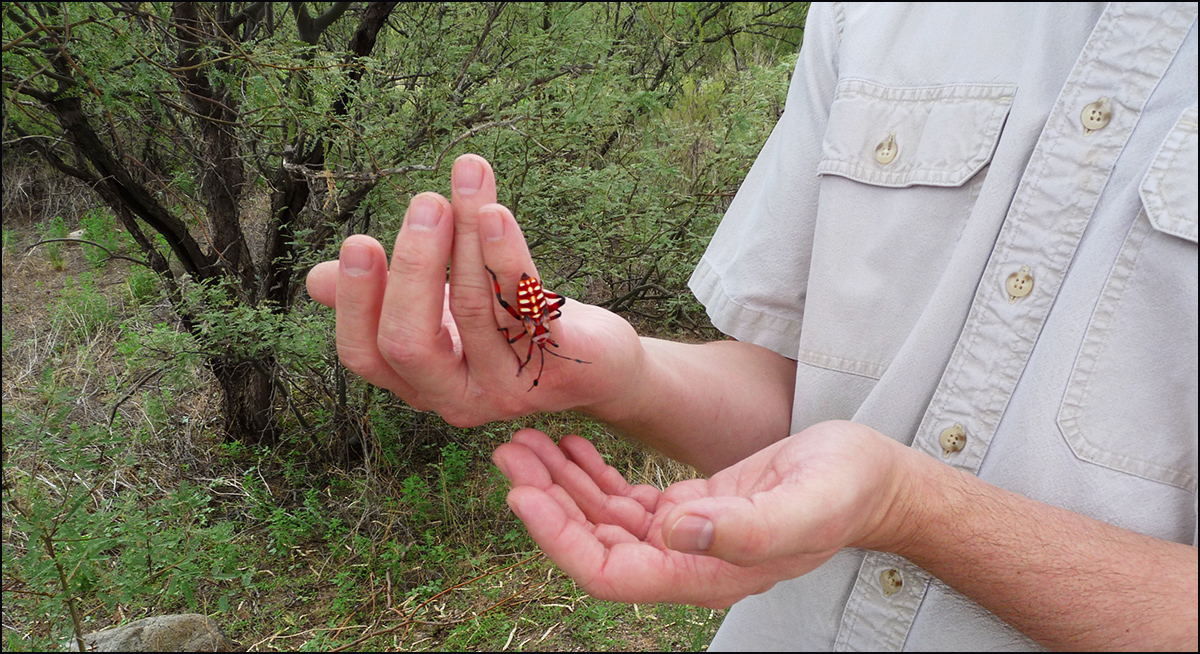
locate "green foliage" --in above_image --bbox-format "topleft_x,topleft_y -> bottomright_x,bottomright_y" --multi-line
41,215 -> 68,270
401,473 -> 433,523
125,267 -> 160,304
4,2 -> 804,648
439,443 -> 470,491
1,403 -> 247,650
51,273 -> 118,345
3,226 -> 18,255
77,208 -> 133,269
180,275 -> 329,376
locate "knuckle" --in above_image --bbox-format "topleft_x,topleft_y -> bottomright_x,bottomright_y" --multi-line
452,297 -> 496,324
450,282 -> 502,320
376,330 -> 427,370
389,243 -> 440,278
337,344 -> 382,377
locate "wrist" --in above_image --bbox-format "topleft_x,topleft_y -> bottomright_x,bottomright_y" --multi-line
575,335 -> 654,424
853,438 -> 955,558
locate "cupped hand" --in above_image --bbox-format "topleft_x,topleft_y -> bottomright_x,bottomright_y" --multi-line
492,421 -> 917,608
305,154 -> 641,426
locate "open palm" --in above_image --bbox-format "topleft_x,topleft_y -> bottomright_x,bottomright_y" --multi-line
492,421 -> 911,608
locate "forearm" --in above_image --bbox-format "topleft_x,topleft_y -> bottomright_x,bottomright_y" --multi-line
887,449 -> 1198,651
580,337 -> 796,475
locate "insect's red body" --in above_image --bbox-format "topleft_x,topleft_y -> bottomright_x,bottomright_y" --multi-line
486,266 -> 590,390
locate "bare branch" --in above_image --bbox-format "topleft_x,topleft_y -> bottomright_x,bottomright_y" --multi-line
23,238 -> 152,268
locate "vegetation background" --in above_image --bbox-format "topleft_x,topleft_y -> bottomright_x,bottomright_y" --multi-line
2,2 -> 807,650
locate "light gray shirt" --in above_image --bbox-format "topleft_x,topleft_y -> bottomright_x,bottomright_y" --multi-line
689,3 -> 1197,650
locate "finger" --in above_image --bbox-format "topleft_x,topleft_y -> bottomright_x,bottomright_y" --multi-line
374,193 -> 463,401
594,523 -> 642,548
507,488 -> 729,605
477,203 -> 541,325
335,236 -> 417,397
506,485 -> 610,587
508,484 -> 763,607
493,442 -> 552,487
493,439 -> 588,524
559,434 -> 660,512
511,429 -> 654,538
661,491 -> 833,567
444,155 -> 518,378
479,203 -> 597,391
306,260 -> 338,307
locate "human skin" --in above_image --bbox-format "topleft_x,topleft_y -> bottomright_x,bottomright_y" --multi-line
306,154 -> 1198,651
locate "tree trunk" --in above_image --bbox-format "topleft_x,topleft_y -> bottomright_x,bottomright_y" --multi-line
211,358 -> 278,446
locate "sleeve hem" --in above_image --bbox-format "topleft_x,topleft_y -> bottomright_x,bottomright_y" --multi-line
689,257 -> 803,360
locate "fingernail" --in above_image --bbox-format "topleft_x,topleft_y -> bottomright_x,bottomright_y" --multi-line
480,209 -> 504,242
340,242 -> 372,277
407,195 -> 440,231
668,515 -> 714,552
454,157 -> 484,196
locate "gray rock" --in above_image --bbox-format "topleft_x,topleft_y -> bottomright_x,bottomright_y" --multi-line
66,613 -> 235,652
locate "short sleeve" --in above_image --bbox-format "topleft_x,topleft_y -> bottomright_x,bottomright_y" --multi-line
688,2 -> 842,359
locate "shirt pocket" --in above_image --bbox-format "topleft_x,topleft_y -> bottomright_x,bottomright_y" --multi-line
800,80 -> 1015,378
817,79 -> 1016,187
1057,105 -> 1198,492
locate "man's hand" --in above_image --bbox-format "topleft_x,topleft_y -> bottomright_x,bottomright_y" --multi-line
306,155 -> 641,426
493,420 -> 1199,651
491,421 -> 915,608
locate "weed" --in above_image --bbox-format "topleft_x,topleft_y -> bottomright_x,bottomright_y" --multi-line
77,208 -> 132,269
41,215 -> 68,270
2,407 -> 250,650
440,443 -> 470,487
2,226 -> 18,255
126,266 -> 160,304
444,614 -> 514,650
400,473 -> 432,523
50,273 -> 118,345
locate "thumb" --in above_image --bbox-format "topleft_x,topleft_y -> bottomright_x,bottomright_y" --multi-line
662,492 -> 828,567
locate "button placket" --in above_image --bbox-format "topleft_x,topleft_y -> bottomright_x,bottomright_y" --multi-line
909,1 -> 1193,472
833,5 -> 1196,651
835,553 -> 931,651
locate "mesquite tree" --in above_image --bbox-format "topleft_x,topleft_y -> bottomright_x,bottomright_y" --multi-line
3,2 -> 806,446
4,2 -> 400,443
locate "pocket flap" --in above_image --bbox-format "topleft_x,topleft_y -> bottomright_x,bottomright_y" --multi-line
818,79 -> 1016,188
1140,104 -> 1198,243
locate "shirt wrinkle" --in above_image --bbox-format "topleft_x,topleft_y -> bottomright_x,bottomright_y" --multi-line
691,3 -> 1198,651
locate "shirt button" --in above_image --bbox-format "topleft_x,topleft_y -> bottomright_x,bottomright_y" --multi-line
1006,265 -> 1034,303
939,424 -> 967,458
880,568 -> 903,597
875,132 -> 898,165
1081,97 -> 1112,135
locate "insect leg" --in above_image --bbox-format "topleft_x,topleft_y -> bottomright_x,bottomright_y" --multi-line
529,344 -> 548,390
542,346 -> 591,365
497,326 -> 527,345
485,266 -> 523,322
520,335 -> 536,373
